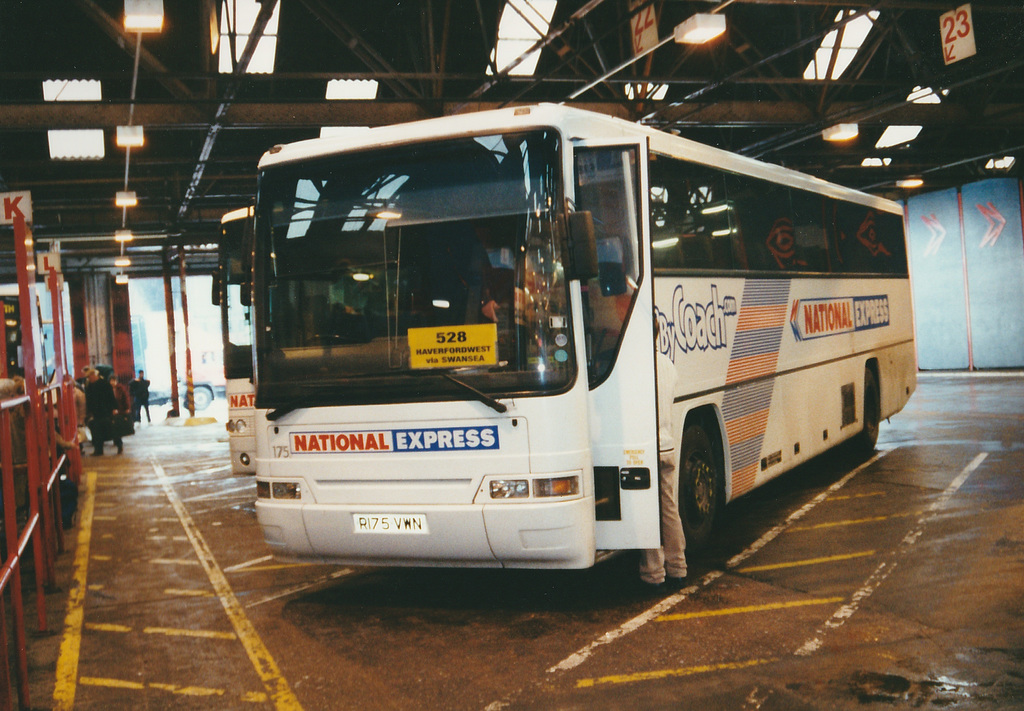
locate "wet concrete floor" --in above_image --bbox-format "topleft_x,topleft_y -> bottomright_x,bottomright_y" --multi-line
14,372 -> 1024,710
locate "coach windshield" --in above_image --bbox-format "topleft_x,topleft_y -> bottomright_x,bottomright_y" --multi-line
254,130 -> 573,409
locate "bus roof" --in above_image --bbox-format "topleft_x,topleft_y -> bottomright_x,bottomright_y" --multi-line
257,104 -> 902,216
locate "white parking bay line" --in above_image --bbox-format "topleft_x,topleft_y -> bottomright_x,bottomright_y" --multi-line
151,457 -> 303,709
795,452 -> 987,656
545,450 -> 891,676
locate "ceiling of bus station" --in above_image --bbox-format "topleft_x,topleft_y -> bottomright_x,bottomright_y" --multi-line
1,0 -> 1022,280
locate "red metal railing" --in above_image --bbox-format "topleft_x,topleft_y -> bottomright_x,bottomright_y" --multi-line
1,213 -> 80,709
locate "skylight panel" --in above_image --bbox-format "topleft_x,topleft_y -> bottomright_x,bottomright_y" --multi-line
488,0 -> 558,77
219,0 -> 280,74
861,158 -> 892,167
42,79 -> 102,101
47,130 -> 106,161
325,79 -> 379,100
43,79 -> 104,160
802,10 -> 879,81
875,125 -> 923,149
625,83 -> 668,101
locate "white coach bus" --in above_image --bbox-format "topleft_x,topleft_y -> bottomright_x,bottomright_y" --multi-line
251,104 -> 915,568
217,207 -> 256,474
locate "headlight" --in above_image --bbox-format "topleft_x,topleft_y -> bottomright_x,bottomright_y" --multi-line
226,421 -> 235,433
239,452 -> 250,466
272,482 -> 301,500
490,479 -> 529,499
235,419 -> 247,434
534,475 -> 580,497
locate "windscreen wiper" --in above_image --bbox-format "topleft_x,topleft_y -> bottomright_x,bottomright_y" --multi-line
266,399 -> 304,421
442,373 -> 508,414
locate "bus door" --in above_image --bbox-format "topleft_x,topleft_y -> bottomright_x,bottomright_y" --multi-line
573,140 -> 661,551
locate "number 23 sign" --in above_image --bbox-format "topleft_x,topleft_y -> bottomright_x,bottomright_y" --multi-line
940,4 -> 976,66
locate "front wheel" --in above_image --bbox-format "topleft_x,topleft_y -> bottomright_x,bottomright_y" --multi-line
678,425 -> 723,552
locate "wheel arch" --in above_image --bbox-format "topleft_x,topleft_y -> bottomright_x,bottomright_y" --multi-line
682,403 -> 729,502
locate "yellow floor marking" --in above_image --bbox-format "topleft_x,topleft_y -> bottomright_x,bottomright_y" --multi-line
144,626 -> 237,640
789,510 -> 919,532
237,563 -> 318,572
93,515 -> 117,521
165,588 -> 214,597
577,658 -> 775,688
827,491 -> 885,501
80,676 -> 145,690
658,596 -> 845,622
91,555 -> 112,561
53,470 -> 97,710
738,550 -> 875,573
152,458 -> 304,710
151,558 -> 201,565
85,622 -> 132,633
87,584 -> 104,591
82,677 -> 266,701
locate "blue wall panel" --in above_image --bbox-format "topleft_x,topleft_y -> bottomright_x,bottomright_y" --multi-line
960,179 -> 1024,368
906,188 -> 969,369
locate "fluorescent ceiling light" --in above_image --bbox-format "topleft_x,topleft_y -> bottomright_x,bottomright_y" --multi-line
803,10 -> 878,81
822,123 -> 859,142
652,238 -> 680,250
488,0 -> 557,77
907,86 -> 948,104
115,229 -> 134,242
48,130 -> 105,160
114,257 -> 132,267
124,0 -> 164,31
896,177 -> 923,189
219,0 -> 280,74
875,125 -> 922,149
221,206 -> 253,223
985,156 -> 1016,171
116,190 -> 138,207
674,14 -> 727,44
326,79 -> 378,100
116,125 -> 145,147
115,274 -> 130,285
861,157 -> 892,167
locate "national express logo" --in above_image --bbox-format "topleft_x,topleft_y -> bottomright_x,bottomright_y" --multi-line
656,284 -> 738,359
289,426 -> 500,454
789,295 -> 890,341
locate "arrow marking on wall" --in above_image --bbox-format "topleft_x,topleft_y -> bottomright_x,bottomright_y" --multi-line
921,214 -> 946,257
976,202 -> 1006,248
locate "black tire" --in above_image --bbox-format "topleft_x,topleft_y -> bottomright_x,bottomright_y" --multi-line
678,424 -> 723,552
855,368 -> 880,454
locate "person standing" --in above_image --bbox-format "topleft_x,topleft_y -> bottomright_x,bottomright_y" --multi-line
638,347 -> 687,593
129,369 -> 151,423
84,367 -> 122,455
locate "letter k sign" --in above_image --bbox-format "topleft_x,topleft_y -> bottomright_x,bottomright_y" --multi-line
1,191 -> 32,225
